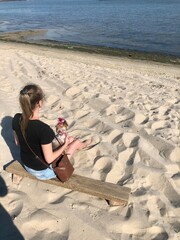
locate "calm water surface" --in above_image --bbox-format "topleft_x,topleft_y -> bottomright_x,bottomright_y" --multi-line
0,0 -> 179,56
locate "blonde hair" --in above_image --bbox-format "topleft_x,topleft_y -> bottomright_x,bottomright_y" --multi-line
19,84 -> 44,137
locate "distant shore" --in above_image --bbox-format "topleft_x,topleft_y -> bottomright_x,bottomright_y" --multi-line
0,0 -> 24,2
0,29 -> 179,65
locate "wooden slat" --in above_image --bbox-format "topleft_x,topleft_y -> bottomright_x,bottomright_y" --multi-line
4,161 -> 131,205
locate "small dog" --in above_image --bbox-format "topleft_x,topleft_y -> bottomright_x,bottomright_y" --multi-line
52,117 -> 68,150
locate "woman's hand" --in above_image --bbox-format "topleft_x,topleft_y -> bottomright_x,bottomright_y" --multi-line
64,134 -> 71,147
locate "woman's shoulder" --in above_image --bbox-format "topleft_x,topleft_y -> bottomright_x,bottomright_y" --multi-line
35,120 -> 55,141
36,120 -> 50,128
35,120 -> 54,133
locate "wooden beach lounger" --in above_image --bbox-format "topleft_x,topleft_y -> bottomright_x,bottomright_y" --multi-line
4,160 -> 131,206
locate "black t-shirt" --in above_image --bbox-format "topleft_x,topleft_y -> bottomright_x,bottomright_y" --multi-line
12,113 -> 55,170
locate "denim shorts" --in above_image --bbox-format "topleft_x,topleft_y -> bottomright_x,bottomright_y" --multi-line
24,164 -> 56,180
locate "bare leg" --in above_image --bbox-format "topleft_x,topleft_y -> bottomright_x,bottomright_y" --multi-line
68,136 -> 76,144
66,138 -> 91,159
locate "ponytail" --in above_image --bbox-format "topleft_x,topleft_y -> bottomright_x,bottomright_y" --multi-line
19,84 -> 44,137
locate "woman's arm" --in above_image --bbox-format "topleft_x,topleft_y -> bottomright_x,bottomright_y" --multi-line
41,136 -> 70,164
13,131 -> 19,146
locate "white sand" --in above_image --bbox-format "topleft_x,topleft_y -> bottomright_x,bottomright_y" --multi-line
0,42 -> 179,240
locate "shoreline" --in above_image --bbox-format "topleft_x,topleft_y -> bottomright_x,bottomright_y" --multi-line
0,0 -> 24,2
0,29 -> 179,65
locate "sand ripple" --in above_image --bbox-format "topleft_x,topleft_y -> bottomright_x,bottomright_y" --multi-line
0,43 -> 180,240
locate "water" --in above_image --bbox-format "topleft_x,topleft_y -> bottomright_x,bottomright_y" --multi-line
0,0 -> 180,56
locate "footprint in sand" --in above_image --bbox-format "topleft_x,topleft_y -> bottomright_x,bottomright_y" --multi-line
47,189 -> 73,204
144,226 -> 169,240
44,95 -> 61,107
106,147 -> 136,184
151,120 -> 171,131
169,147 -> 180,163
147,171 -> 180,208
114,108 -> 135,124
65,86 -> 82,99
82,118 -> 101,129
107,203 -> 149,236
132,186 -> 147,197
59,99 -> 84,112
93,157 -> 112,173
105,105 -> 125,116
146,196 -> 167,220
74,109 -> 90,119
92,158 -> 112,181
87,97 -> 110,112
22,209 -> 69,239
122,133 -> 140,148
0,77 -> 15,93
170,221 -> 180,233
4,192 -> 23,219
106,129 -> 123,145
134,113 -> 149,125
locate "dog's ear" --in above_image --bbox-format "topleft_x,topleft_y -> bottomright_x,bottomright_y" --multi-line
64,121 -> 68,129
55,124 -> 59,132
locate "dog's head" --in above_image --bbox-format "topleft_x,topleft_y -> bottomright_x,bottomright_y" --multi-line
55,117 -> 68,133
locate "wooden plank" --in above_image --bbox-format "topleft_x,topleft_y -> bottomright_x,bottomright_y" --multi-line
4,160 -> 131,205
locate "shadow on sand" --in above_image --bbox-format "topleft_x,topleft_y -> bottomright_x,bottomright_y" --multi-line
1,116 -> 20,161
0,175 -> 24,240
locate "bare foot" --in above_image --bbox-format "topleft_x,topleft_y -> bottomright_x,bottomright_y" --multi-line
66,138 -> 91,156
72,138 -> 92,150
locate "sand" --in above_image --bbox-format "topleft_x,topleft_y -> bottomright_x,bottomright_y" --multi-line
0,41 -> 179,240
